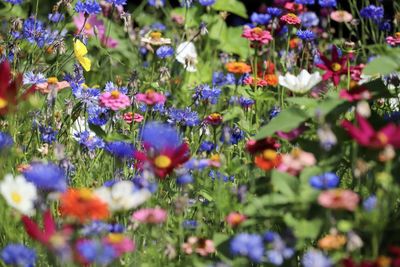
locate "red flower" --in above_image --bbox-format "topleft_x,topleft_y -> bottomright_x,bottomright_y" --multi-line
246,137 -> 280,155
316,46 -> 353,86
339,86 -> 371,102
0,61 -> 35,115
341,113 -> 400,149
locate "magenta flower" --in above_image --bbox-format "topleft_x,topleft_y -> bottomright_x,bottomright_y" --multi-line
341,113 -> 400,149
318,189 -> 359,211
103,234 -> 135,256
135,90 -> 167,105
99,90 -> 130,111
242,26 -> 273,45
339,87 -> 371,102
132,208 -> 167,224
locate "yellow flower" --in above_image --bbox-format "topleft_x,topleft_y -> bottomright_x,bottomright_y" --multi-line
74,39 -> 91,72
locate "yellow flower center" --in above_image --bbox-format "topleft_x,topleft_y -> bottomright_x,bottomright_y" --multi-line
262,149 -> 277,160
331,63 -> 342,72
395,32 -> 400,39
78,188 -> 93,200
0,98 -> 8,109
377,132 -> 389,145
47,77 -> 58,84
288,13 -> 298,19
111,90 -> 120,99
210,113 -> 221,120
154,155 -> 172,168
253,27 -> 263,34
11,192 -> 22,204
150,31 -> 162,40
291,148 -> 301,158
107,233 -> 124,243
84,22 -> 92,31
210,154 -> 220,162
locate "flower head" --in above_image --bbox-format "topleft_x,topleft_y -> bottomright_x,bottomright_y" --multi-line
302,250 -> 332,267
132,208 -> 167,224
0,132 -> 13,151
242,26 -> 273,44
279,69 -> 322,94
176,42 -> 198,72
23,162 -> 66,192
318,189 -> 359,211
316,46 -> 352,86
99,90 -> 130,111
182,237 -> 215,256
75,0 -> 102,14
230,233 -> 264,263
1,244 -> 36,267
135,89 -> 166,105
226,62 -> 251,74
309,172 -> 340,190
280,13 -> 301,25
330,10 -> 353,23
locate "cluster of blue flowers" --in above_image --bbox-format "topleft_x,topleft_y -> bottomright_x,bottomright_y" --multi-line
309,172 -> 340,190
75,0 -> 102,14
156,46 -> 174,59
23,162 -> 67,192
1,244 -> 36,267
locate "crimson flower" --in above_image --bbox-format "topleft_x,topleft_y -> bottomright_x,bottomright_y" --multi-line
341,113 -> 400,149
316,46 -> 353,86
339,86 -> 371,102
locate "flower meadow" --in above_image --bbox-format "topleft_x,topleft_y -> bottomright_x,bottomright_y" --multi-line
0,0 -> 400,266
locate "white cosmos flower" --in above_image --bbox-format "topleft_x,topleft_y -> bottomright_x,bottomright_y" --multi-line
94,181 -> 151,212
0,174 -> 37,216
278,69 -> 322,94
176,42 -> 198,72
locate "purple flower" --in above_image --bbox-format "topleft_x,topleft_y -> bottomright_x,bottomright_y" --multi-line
318,0 -> 336,8
230,233 -> 264,263
299,12 -> 319,27
296,29 -> 316,41
302,250 -> 332,267
156,46 -> 174,59
198,0 -> 215,6
1,244 -> 36,267
75,0 -> 102,14
309,172 -> 340,190
23,162 -> 67,192
360,5 -> 384,22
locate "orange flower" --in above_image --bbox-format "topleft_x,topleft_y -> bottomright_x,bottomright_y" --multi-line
264,74 -> 278,86
254,149 -> 282,170
226,62 -> 251,74
59,188 -> 109,223
318,234 -> 347,251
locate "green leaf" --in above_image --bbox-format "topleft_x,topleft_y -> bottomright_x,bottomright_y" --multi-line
284,213 -> 322,240
363,56 -> 399,76
212,0 -> 248,18
89,124 -> 107,139
255,107 -> 309,140
271,170 -> 298,199
223,106 -> 245,122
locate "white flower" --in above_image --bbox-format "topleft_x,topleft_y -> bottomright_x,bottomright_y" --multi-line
278,69 -> 322,94
94,181 -> 151,212
176,42 -> 198,72
0,174 -> 37,216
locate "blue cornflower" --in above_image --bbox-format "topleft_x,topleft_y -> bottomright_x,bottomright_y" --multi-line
265,233 -> 294,266
39,125 -> 58,144
151,22 -> 167,31
156,46 -> 174,59
212,72 -> 235,86
295,0 -> 314,4
299,12 -> 319,28
131,176 -> 158,193
251,13 -> 271,25
198,141 -> 215,153
378,20 -> 391,31
182,220 -> 198,229
75,0 -> 102,14
167,107 -> 200,126
1,244 -> 36,267
230,233 -> 264,263
209,170 -> 234,182
80,221 -> 114,236
23,72 -> 46,85
105,0 -> 127,5
302,250 -> 332,267
363,195 -> 377,212
0,132 -> 13,150
104,81 -> 128,94
148,0 -> 165,7
318,0 -> 336,8
269,106 -> 281,120
141,122 -> 182,151
48,12 -> 65,23
296,29 -> 316,41
23,162 -> 67,192
309,172 -> 340,190
183,158 -> 213,170
76,240 -> 117,266
4,0 -> 24,4
267,7 -> 282,17
360,5 -> 384,22
193,84 -> 221,105
198,0 -> 215,6
105,141 -> 135,159
239,96 -> 255,108
76,131 -> 105,151
177,173 -> 193,185
88,105 -> 109,126
220,126 -> 244,145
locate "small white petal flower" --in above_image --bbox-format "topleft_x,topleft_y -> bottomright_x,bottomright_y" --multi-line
279,69 -> 322,94
176,42 -> 198,72
0,174 -> 38,216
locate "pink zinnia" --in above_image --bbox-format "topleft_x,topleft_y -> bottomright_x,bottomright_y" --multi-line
123,112 -> 144,124
242,27 -> 273,45
280,13 -> 301,25
182,237 -> 215,256
330,10 -> 353,23
277,148 -> 316,176
135,89 -> 167,105
99,90 -> 131,111
225,212 -> 246,227
131,208 -> 167,224
318,189 -> 359,211
386,33 -> 400,47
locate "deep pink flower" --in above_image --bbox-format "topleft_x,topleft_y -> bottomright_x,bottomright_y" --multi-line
386,33 -> 400,47
341,113 -> 400,149
316,46 -> 353,86
103,233 -> 135,256
135,90 -> 167,105
132,208 -> 167,224
339,87 -> 371,102
280,13 -> 301,25
99,90 -> 131,111
276,125 -> 307,141
318,189 -> 359,211
123,112 -> 144,124
242,26 -> 273,44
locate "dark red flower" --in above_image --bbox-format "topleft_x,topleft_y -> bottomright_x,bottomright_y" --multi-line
246,137 -> 280,155
339,86 -> 371,102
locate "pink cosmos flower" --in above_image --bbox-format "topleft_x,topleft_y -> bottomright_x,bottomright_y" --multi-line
280,13 -> 301,25
135,90 -> 167,105
182,237 -> 215,256
225,212 -> 246,227
99,90 -> 131,111
339,87 -> 371,102
132,208 -> 167,224
242,26 -> 273,45
386,33 -> 400,47
318,189 -> 359,211
123,112 -> 144,124
277,148 -> 316,176
103,233 -> 135,256
276,125 -> 307,141
330,10 -> 353,23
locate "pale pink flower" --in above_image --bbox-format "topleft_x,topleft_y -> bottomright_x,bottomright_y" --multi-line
36,78 -> 70,94
99,90 -> 131,111
242,26 -> 273,44
277,148 -> 316,176
123,112 -> 144,124
330,10 -> 353,23
318,189 -> 360,211
182,237 -> 215,256
135,90 -> 167,105
132,208 -> 167,224
225,212 -> 246,227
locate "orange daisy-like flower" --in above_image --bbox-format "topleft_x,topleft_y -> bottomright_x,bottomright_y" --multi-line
264,74 -> 278,86
225,62 -> 251,74
318,234 -> 347,251
254,149 -> 282,171
59,188 -> 109,223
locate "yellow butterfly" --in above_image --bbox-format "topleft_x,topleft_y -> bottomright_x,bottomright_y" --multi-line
74,39 -> 91,72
